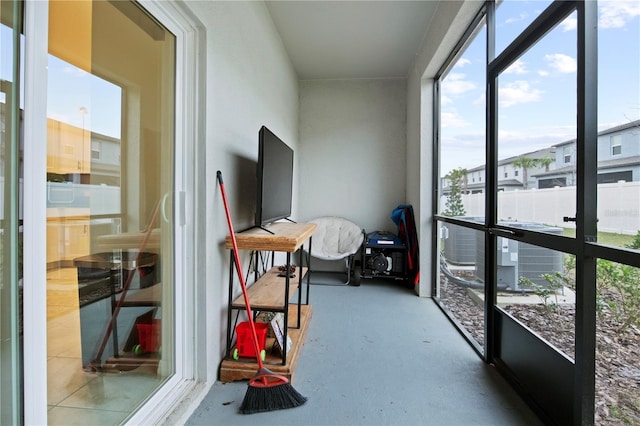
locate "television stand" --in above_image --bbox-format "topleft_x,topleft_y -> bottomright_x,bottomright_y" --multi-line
220,221 -> 317,382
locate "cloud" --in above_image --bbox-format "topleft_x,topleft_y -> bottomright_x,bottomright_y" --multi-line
600,1 -> 640,29
441,111 -> 471,128
496,125 -> 576,158
441,95 -> 453,105
505,12 -> 529,24
560,15 -> 577,32
499,81 -> 542,107
473,93 -> 485,107
442,73 -> 477,95
545,53 -> 577,74
504,59 -> 528,75
454,58 -> 471,68
63,66 -> 89,78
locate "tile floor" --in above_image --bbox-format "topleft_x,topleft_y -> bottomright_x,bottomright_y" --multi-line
46,268 -> 162,425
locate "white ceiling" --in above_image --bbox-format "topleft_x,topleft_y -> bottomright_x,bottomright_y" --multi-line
265,1 -> 440,80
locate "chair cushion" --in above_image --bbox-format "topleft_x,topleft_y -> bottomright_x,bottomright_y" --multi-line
307,217 -> 364,260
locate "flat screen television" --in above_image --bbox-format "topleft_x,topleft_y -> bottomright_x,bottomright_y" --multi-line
255,126 -> 294,228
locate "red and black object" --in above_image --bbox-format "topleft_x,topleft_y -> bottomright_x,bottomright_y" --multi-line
391,204 -> 420,287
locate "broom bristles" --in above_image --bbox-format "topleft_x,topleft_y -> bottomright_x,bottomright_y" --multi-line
239,370 -> 307,414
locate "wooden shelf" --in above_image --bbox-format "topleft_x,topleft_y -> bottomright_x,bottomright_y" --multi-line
223,221 -> 315,374
231,267 -> 307,311
220,304 -> 312,383
225,222 -> 316,252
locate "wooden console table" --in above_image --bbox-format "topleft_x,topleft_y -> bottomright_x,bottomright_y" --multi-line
220,222 -> 316,382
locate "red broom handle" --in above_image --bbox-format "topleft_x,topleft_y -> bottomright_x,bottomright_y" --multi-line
217,171 -> 264,369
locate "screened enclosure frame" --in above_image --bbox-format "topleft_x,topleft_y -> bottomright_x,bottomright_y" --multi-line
432,1 -> 640,424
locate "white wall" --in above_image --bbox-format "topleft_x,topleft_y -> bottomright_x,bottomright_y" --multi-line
298,79 -> 407,234
186,0 -> 299,383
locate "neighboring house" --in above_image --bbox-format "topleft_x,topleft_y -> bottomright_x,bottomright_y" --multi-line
442,146 -> 556,195
535,119 -> 640,187
442,120 -> 640,195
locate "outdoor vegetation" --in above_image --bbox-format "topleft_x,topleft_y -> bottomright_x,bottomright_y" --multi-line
440,246 -> 640,425
511,156 -> 554,190
442,168 -> 467,217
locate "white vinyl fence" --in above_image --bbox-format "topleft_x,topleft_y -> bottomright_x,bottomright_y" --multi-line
444,181 -> 639,235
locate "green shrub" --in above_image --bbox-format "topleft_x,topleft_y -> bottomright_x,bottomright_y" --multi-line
625,230 -> 640,250
596,260 -> 640,331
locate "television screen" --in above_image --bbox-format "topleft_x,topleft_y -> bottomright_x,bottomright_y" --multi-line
255,126 -> 294,227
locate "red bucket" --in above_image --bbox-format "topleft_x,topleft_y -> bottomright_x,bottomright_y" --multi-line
235,321 -> 268,359
136,319 -> 161,353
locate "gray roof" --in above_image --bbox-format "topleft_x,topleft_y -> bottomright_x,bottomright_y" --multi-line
532,155 -> 640,177
498,147 -> 557,166
463,120 -> 640,172
552,119 -> 640,148
599,119 -> 640,136
497,179 -> 523,187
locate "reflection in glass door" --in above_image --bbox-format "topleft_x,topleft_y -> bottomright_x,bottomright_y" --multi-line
1,1 -> 23,423
46,1 -> 175,423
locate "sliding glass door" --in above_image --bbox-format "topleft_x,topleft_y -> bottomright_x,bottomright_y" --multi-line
5,0 -> 200,422
45,1 -> 176,423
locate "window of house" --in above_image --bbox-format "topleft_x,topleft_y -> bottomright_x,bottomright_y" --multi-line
564,146 -> 571,163
610,135 -> 622,156
91,140 -> 101,160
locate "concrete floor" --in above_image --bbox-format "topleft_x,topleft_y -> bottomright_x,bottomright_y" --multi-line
187,276 -> 543,426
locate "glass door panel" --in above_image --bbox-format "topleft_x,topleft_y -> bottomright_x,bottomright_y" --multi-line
46,1 -> 175,423
497,12 -> 577,236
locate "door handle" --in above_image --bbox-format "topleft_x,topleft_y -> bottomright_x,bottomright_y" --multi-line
487,228 -> 518,238
161,192 -> 171,224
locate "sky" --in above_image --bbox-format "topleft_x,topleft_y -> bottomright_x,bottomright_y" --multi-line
440,0 -> 640,175
0,25 -> 122,139
46,56 -> 122,139
2,1 -> 638,169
